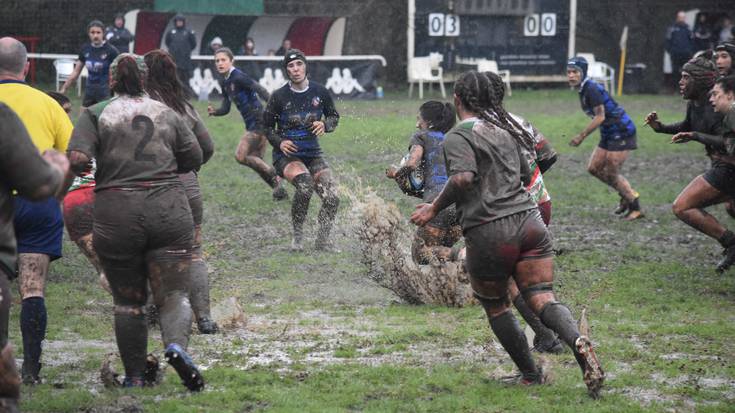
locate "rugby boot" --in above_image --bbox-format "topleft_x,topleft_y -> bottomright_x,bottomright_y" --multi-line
500,366 -> 545,385
272,184 -> 288,201
716,244 -> 735,273
532,333 -> 565,354
574,336 -> 605,399
613,197 -> 628,215
20,360 -> 41,385
290,236 -> 304,252
122,376 -> 145,388
143,353 -> 161,386
197,317 -> 219,335
622,197 -> 643,221
100,353 -> 123,388
164,343 -> 205,392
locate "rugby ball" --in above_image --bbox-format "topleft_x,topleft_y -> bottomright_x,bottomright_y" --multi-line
394,153 -> 424,198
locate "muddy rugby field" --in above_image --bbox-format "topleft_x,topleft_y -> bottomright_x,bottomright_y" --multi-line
17,90 -> 735,412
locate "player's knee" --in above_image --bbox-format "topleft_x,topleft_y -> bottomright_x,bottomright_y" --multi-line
293,174 -> 314,197
474,291 -> 511,317
520,282 -> 555,312
113,304 -> 145,317
671,200 -> 686,218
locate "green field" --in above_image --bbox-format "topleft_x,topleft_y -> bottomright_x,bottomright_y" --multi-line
16,89 -> 735,412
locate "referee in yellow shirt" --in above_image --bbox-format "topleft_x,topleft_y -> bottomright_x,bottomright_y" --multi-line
0,37 -> 73,385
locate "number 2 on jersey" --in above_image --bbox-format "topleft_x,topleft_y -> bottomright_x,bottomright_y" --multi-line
133,115 -> 156,162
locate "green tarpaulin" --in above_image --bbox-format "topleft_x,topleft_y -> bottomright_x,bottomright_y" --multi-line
155,0 -> 263,15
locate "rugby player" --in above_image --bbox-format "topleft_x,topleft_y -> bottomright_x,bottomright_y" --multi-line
1,104 -> 69,411
715,42 -> 734,77
144,49 -> 218,334
207,48 -> 287,200
67,54 -> 205,390
386,100 -> 462,264
0,37 -> 73,384
411,71 -> 604,398
665,75 -> 735,272
567,57 -> 643,221
60,20 -> 119,107
264,49 -> 341,251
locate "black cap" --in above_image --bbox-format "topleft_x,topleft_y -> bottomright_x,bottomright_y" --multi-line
283,49 -> 306,69
716,42 -> 735,57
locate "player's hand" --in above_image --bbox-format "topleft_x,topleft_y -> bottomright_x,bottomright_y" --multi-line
280,140 -> 298,156
42,149 -> 70,176
671,132 -> 694,144
569,134 -> 584,147
644,111 -> 662,131
207,104 -> 215,116
311,121 -> 326,136
385,165 -> 398,179
410,203 -> 437,227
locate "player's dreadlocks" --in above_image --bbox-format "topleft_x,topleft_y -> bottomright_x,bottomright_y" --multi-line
454,70 -> 534,151
143,49 -> 189,115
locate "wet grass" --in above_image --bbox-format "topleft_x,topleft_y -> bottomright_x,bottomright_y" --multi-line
14,89 -> 735,412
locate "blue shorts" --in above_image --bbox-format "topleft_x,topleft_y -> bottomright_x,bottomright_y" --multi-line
13,196 -> 64,260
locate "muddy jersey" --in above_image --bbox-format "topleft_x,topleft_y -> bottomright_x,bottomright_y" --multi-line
443,118 -> 536,231
0,104 -> 61,278
181,103 -> 214,164
264,81 -> 339,159
409,130 -> 448,202
213,68 -> 268,124
509,113 -> 555,204
78,42 -> 119,87
578,78 -> 636,139
68,95 -> 202,191
658,95 -> 725,159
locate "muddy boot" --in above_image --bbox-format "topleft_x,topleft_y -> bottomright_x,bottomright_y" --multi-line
501,365 -> 545,385
122,376 -> 145,388
165,343 -> 204,392
197,318 -> 219,335
613,197 -> 628,215
575,336 -> 605,399
622,197 -> 643,221
716,244 -> 735,273
532,332 -> 564,354
143,353 -> 161,386
272,180 -> 288,201
21,360 -> 41,385
100,353 -> 123,388
291,236 -> 304,252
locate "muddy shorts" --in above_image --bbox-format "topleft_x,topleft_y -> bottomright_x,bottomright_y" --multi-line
93,184 -> 193,306
427,205 -> 460,230
598,133 -> 637,151
464,208 -> 554,281
704,162 -> 735,199
178,171 -> 203,226
13,196 -> 63,260
242,112 -> 265,134
537,200 -> 552,226
274,155 -> 329,178
63,186 -> 95,242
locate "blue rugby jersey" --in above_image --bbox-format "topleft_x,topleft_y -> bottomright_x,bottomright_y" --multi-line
212,67 -> 269,126
78,42 -> 118,87
578,78 -> 636,139
409,130 -> 448,202
264,81 -> 339,158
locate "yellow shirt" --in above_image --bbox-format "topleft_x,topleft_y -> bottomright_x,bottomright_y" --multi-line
0,80 -> 72,152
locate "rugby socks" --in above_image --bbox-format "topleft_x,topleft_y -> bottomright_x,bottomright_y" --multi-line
257,167 -> 279,189
512,295 -> 557,348
628,197 -> 641,212
538,302 -> 587,372
292,174 -> 314,242
189,258 -> 212,322
718,230 -> 735,248
20,297 -> 46,370
316,191 -> 339,247
489,311 -> 539,379
114,312 -> 147,380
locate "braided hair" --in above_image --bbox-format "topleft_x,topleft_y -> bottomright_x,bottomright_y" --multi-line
143,49 -> 189,115
454,70 -> 535,150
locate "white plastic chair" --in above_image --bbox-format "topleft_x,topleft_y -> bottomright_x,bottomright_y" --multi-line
54,59 -> 81,96
477,59 -> 512,96
576,53 -> 616,95
408,56 -> 445,99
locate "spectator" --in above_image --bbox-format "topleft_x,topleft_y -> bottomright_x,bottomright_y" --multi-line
0,37 -> 74,385
275,39 -> 291,56
719,16 -> 734,43
209,37 -> 223,54
666,11 -> 694,91
60,20 -> 119,107
693,13 -> 715,53
165,14 -> 197,96
238,37 -> 257,56
105,13 -> 134,53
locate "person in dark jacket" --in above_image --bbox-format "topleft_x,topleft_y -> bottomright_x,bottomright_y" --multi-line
105,13 -> 134,54
165,14 -> 197,96
666,11 -> 695,91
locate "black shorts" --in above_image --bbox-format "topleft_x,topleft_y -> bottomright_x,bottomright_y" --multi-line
704,162 -> 735,198
83,84 -> 109,107
464,208 -> 554,281
598,134 -> 637,151
274,155 -> 329,177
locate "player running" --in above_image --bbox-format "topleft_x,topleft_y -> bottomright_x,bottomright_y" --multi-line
264,49 -> 341,251
567,56 -> 643,220
386,100 -> 462,264
207,47 -> 287,200
144,49 -> 218,334
60,20 -> 119,107
664,75 -> 735,272
411,71 -> 604,398
67,54 -> 205,390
